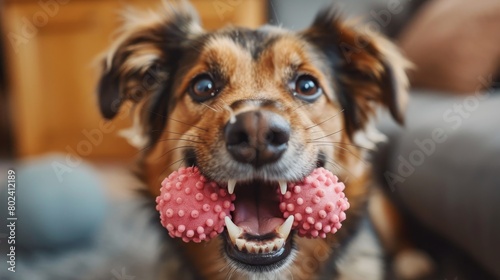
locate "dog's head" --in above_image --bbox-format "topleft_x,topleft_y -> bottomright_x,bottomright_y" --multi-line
98,2 -> 408,278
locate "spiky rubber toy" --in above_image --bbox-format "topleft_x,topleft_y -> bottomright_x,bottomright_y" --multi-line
155,167 -> 235,243
279,168 -> 350,238
156,167 -> 349,242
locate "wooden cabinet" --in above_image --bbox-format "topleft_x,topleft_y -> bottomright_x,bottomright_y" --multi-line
2,0 -> 267,159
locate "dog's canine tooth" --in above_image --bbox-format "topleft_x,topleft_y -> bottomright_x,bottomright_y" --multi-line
279,180 -> 287,195
227,179 -> 237,194
275,238 -> 285,250
277,216 -> 294,240
225,217 -> 243,244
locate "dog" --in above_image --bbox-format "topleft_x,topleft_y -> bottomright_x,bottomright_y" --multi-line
97,1 -> 411,279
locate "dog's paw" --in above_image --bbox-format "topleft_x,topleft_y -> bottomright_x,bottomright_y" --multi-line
393,249 -> 435,280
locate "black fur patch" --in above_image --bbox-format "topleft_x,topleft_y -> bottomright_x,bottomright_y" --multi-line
218,27 -> 280,60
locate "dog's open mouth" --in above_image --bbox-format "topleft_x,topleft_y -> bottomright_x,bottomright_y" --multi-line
156,152 -> 347,271
223,180 -> 295,268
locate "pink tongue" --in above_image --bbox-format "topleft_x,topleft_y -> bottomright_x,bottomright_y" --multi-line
231,182 -> 284,235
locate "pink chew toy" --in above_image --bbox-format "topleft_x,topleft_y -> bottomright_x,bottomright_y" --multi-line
156,166 -> 349,242
155,167 -> 235,243
280,168 -> 350,238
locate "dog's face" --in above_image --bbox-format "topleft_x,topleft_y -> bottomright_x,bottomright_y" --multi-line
98,3 -> 408,279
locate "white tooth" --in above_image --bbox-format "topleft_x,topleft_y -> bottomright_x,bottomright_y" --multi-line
262,243 -> 271,253
275,238 -> 285,250
235,239 -> 246,251
225,217 -> 242,243
245,242 -> 253,253
228,179 -> 236,194
277,215 -> 294,240
253,244 -> 260,254
279,180 -> 288,195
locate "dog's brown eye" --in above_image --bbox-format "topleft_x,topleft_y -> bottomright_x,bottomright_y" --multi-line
291,75 -> 322,102
189,74 -> 217,102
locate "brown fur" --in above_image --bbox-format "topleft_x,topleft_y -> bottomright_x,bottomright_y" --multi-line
97,2 -> 409,279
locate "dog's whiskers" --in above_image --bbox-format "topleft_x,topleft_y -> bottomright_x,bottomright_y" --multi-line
151,129 -> 201,139
220,99 -> 237,124
158,154 -> 197,179
312,143 -> 368,166
132,139 -> 199,159
309,128 -> 327,135
156,137 -> 204,144
168,117 -> 208,132
305,109 -> 344,130
324,158 -> 357,178
157,145 -> 196,160
291,101 -> 309,112
201,102 -> 222,113
158,158 -> 185,180
309,141 -> 375,151
333,145 -> 368,166
307,128 -> 344,141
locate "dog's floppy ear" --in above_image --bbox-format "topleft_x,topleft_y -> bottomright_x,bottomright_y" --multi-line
301,9 -> 410,137
97,2 -> 202,119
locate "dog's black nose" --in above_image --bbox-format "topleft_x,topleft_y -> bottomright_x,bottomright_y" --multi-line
224,110 -> 290,168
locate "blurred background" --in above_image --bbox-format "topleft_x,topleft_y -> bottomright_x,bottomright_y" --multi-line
0,0 -> 268,161
0,0 -> 499,279
1,0 -> 498,161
